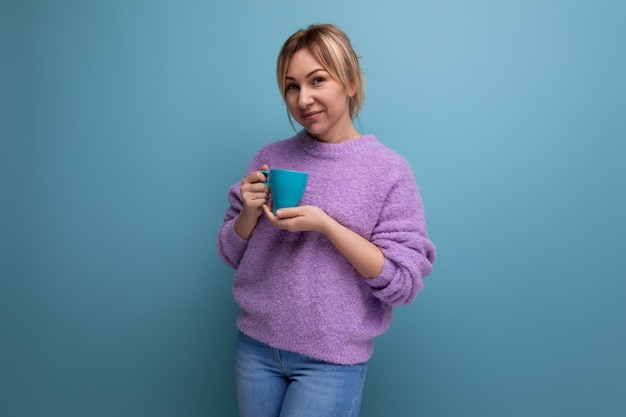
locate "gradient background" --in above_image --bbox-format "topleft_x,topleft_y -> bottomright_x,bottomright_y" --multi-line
2,0 -> 625,416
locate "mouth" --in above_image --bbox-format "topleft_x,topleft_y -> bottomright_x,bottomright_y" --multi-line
301,110 -> 323,120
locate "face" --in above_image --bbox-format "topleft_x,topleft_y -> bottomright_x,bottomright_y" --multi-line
284,48 -> 358,143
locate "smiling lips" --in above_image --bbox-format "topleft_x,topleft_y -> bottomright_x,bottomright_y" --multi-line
301,110 -> 323,120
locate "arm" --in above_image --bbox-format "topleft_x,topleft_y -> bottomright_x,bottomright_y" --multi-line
262,169 -> 436,305
365,178 -> 436,305
262,205 -> 384,279
320,215 -> 385,279
216,164 -> 269,269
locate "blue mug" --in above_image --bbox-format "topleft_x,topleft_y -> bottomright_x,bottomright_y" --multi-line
260,169 -> 308,214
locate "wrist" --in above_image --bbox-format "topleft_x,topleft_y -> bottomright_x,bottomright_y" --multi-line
240,206 -> 261,221
318,213 -> 338,236
234,208 -> 261,240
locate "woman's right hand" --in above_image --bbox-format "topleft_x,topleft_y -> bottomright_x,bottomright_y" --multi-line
240,164 -> 270,218
235,164 -> 269,239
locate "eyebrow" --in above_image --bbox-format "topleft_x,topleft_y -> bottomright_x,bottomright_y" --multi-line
285,68 -> 327,81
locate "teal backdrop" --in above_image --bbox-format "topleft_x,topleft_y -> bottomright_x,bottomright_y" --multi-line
2,0 -> 625,416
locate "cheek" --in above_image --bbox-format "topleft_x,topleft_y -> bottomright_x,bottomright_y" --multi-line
284,96 -> 295,109
285,98 -> 301,118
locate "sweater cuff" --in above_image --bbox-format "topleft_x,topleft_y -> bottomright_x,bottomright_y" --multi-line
225,220 -> 249,262
364,257 -> 394,290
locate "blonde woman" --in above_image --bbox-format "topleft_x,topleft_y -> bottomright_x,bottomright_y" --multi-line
217,24 -> 436,417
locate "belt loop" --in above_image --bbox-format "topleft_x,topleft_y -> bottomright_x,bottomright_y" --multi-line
269,346 -> 282,365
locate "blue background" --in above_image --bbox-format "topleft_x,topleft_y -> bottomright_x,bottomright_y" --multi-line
2,0 -> 625,416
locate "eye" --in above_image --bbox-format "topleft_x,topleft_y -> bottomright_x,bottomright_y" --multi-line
286,83 -> 299,92
312,77 -> 325,85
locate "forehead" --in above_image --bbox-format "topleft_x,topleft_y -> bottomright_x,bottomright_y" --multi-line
286,48 -> 326,77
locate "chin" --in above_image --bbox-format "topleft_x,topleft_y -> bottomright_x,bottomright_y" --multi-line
305,130 -> 328,141
302,124 -> 327,136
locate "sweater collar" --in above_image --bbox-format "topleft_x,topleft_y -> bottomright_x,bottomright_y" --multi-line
295,130 -> 378,158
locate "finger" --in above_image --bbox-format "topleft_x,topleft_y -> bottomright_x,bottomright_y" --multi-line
244,189 -> 269,201
256,170 -> 268,183
275,207 -> 299,219
256,164 -> 270,183
245,196 -> 267,205
244,182 -> 269,193
242,171 -> 267,185
262,204 -> 276,219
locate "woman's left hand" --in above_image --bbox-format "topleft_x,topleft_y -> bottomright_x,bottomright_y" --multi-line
262,204 -> 330,234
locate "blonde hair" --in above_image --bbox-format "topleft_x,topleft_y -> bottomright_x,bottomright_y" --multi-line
276,24 -> 365,120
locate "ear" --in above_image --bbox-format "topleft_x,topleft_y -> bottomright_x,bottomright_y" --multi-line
346,81 -> 357,98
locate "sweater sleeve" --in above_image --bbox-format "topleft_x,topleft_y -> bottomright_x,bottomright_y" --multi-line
216,147 -> 270,269
365,167 -> 436,306
216,182 -> 250,269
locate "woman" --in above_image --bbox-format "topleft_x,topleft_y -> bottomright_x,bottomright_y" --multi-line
217,23 -> 436,417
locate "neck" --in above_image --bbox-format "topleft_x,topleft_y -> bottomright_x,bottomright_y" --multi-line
309,122 -> 360,144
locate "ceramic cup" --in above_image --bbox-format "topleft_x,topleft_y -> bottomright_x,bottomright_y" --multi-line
260,169 -> 308,214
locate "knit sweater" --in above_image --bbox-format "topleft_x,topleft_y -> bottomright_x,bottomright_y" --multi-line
217,130 -> 436,365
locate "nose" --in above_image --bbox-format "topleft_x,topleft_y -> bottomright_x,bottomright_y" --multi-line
297,86 -> 314,108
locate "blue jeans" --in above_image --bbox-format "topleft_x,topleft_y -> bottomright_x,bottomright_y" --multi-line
235,331 -> 368,417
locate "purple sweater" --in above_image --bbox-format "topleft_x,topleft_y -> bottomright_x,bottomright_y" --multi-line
217,130 -> 436,365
